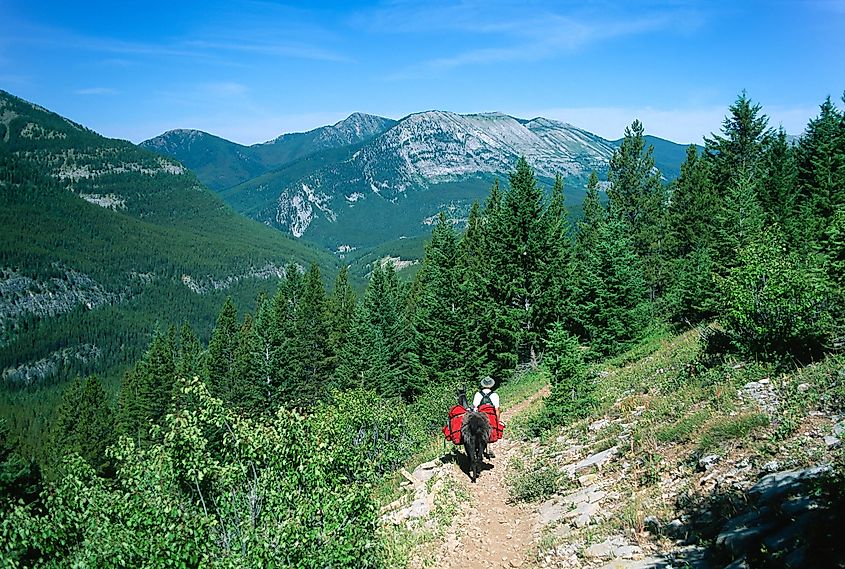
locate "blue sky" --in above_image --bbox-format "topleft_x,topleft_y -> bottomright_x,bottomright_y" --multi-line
1,0 -> 842,145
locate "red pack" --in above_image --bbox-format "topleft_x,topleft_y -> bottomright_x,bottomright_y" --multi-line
442,405 -> 466,444
478,404 -> 504,443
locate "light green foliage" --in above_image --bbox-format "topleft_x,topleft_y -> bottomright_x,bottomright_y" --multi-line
717,229 -> 834,359
507,464 -> 562,503
2,378 -> 383,567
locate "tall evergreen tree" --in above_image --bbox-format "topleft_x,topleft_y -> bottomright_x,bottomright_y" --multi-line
760,128 -> 800,238
294,263 -> 333,405
796,96 -> 845,247
51,375 -> 115,475
705,92 -> 771,274
575,171 -> 606,259
574,218 -> 650,357
607,120 -> 667,298
118,328 -> 177,447
486,157 -> 551,365
540,174 -> 575,327
413,213 -> 464,382
205,297 -> 238,399
327,265 -> 357,359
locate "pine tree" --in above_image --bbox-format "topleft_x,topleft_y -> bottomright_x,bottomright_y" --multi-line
796,96 -> 845,246
205,297 -> 238,400
413,213 -> 464,382
118,329 -> 176,446
668,145 -> 716,257
0,418 -> 41,509
50,375 -> 115,475
760,128 -> 800,238
486,157 -> 551,365
540,174 -> 575,327
327,265 -> 357,359
607,120 -> 667,298
575,218 -> 650,357
176,321 -> 202,379
230,313 -> 264,414
705,92 -> 771,274
294,262 -> 333,405
706,91 -> 771,195
575,171 -> 606,259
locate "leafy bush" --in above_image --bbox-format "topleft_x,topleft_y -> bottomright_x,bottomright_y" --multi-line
507,465 -> 561,503
1,378 -> 384,568
717,231 -> 834,360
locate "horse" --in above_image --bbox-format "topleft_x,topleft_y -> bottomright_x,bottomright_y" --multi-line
456,388 -> 492,483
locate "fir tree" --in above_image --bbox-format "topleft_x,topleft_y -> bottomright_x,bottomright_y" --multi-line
205,297 -> 238,400
117,329 -> 176,446
607,120 -> 668,299
50,375 -> 115,475
575,218 -> 650,358
760,128 -> 800,239
575,171 -> 606,259
327,265 -> 357,359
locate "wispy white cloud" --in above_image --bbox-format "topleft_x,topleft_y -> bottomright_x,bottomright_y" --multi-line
74,87 -> 120,96
368,1 -> 704,78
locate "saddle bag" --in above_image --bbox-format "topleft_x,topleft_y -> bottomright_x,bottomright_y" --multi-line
442,405 -> 466,445
478,404 -> 504,443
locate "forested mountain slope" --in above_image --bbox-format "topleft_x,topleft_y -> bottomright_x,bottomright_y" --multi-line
0,89 -> 336,389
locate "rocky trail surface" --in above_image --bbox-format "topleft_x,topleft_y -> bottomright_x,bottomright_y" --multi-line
437,386 -> 551,569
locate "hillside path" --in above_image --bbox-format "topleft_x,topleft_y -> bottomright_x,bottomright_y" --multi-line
440,386 -> 550,569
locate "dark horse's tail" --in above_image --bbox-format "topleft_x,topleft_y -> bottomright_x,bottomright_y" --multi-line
461,411 -> 492,482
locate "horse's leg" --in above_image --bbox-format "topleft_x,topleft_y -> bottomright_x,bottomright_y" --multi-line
465,439 -> 477,483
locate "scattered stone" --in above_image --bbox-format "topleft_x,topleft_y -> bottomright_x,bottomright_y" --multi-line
698,454 -> 721,471
590,418 -> 610,431
538,499 -> 567,525
613,545 -> 643,559
748,465 -> 831,503
585,540 -> 616,558
566,445 -> 619,474
412,459 -> 440,483
797,383 -> 810,393
762,460 -> 780,472
741,379 -> 780,416
578,473 -> 599,486
834,421 -> 845,437
824,435 -> 841,449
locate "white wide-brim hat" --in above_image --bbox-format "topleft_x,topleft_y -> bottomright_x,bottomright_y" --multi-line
481,376 -> 495,389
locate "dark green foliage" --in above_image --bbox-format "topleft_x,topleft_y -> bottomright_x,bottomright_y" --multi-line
117,329 -> 176,446
760,128 -> 800,237
0,419 -> 41,510
575,218 -> 650,358
327,265 -> 357,357
607,120 -> 668,296
544,323 -> 593,421
49,375 -> 115,475
205,297 -> 238,399
796,96 -> 845,245
485,158 -> 554,364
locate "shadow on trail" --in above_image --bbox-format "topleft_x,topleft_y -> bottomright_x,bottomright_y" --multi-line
441,450 -> 495,482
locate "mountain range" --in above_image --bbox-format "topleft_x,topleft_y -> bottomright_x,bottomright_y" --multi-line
142,111 -> 693,255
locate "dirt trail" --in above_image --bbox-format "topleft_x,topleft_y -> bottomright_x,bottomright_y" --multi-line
440,387 -> 550,569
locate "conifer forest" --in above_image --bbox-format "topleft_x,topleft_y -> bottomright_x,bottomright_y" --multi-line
1,92 -> 844,567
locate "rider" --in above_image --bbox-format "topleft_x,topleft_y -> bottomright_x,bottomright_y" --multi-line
472,375 -> 500,458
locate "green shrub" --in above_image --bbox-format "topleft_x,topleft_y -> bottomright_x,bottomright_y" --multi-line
717,231 -> 834,361
507,465 -> 561,503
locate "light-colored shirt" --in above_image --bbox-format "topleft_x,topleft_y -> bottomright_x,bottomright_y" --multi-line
473,389 -> 499,409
